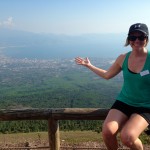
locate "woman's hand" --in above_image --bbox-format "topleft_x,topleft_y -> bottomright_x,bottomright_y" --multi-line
75,57 -> 91,67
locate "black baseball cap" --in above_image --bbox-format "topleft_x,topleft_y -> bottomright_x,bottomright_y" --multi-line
128,23 -> 149,36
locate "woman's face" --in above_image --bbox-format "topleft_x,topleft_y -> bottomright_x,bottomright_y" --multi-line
128,31 -> 148,50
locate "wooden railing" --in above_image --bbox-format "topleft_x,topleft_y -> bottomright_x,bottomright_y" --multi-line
0,108 -> 109,150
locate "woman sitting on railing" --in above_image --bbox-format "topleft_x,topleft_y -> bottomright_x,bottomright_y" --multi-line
75,23 -> 150,150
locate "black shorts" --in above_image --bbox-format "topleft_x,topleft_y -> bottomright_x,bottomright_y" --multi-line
111,100 -> 150,125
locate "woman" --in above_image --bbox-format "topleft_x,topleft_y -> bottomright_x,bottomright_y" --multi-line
75,23 -> 150,150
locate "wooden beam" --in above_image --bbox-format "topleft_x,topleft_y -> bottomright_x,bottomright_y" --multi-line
48,118 -> 60,150
0,108 -> 110,150
0,109 -> 52,121
52,108 -> 109,120
0,108 -> 109,121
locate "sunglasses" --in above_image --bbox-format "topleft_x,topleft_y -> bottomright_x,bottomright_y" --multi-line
128,35 -> 147,41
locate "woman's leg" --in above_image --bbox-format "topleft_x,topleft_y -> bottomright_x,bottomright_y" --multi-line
102,109 -> 128,150
120,114 -> 149,150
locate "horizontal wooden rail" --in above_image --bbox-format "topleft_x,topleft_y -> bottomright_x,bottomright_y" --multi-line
0,108 -> 110,150
0,108 -> 109,121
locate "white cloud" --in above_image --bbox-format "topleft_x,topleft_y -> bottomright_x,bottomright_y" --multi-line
0,17 -> 14,28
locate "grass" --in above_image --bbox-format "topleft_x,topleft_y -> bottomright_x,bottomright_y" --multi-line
60,131 -> 103,144
0,132 -> 49,146
0,131 -> 103,147
0,131 -> 149,148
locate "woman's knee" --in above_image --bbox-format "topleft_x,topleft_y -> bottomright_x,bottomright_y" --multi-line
102,124 -> 117,140
120,129 -> 135,147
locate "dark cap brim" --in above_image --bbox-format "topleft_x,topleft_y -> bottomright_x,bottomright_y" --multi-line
129,29 -> 148,36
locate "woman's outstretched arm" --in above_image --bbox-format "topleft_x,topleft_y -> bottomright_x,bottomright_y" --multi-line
75,54 -> 125,80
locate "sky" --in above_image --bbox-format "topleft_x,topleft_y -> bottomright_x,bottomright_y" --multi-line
0,0 -> 150,35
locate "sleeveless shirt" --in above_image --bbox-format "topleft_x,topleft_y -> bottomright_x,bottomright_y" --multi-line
117,50 -> 150,108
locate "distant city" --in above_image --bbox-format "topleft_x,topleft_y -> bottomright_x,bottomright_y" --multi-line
0,51 -> 123,82
0,28 -> 128,83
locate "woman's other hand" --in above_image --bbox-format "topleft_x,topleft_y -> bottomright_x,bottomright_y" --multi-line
75,57 -> 91,67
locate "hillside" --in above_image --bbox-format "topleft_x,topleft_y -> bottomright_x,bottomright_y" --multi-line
0,54 -> 123,133
0,55 -> 123,109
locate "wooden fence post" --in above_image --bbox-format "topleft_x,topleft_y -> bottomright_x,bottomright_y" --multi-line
48,118 -> 60,150
0,108 -> 109,149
